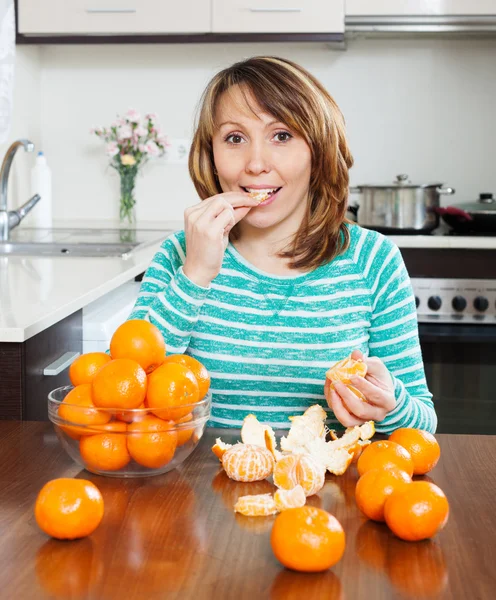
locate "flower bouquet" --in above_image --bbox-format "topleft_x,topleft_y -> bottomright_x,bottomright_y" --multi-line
91,109 -> 169,224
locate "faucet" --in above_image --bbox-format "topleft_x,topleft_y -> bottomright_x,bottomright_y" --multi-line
0,139 -> 41,242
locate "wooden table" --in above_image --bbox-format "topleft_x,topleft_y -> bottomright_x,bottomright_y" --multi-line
0,423 -> 494,600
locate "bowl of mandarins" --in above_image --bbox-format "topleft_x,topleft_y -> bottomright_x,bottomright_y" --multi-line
48,320 -> 212,477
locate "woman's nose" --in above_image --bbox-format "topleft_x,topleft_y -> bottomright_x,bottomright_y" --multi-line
244,140 -> 271,175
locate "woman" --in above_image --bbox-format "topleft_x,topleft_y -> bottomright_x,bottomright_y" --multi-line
130,56 -> 436,433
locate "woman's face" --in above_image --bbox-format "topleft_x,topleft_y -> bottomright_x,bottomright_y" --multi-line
212,86 -> 312,237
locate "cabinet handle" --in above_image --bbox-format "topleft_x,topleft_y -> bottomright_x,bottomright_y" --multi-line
43,352 -> 80,376
249,8 -> 302,13
86,8 -> 137,14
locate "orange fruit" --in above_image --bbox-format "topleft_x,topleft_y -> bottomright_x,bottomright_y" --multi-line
57,384 -> 110,439
79,431 -> 131,472
234,493 -> 278,516
355,466 -> 412,522
127,415 -> 178,469
162,354 -> 210,399
325,356 -> 368,402
69,352 -> 111,386
271,507 -> 345,572
222,443 -> 274,482
175,412 -> 195,447
273,453 -> 325,497
34,478 -> 104,539
110,319 -> 166,374
357,440 -> 414,478
145,362 -> 199,421
389,428 -> 441,475
115,403 -> 146,423
384,481 -> 449,541
92,358 -> 147,409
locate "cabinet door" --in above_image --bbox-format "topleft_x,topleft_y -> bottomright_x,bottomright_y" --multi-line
212,0 -> 344,33
18,0 -> 210,35
346,1 -> 496,16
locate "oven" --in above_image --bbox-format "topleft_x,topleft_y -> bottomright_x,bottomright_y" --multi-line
401,246 -> 496,435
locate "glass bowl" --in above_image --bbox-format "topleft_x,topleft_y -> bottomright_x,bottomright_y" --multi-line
48,385 -> 211,478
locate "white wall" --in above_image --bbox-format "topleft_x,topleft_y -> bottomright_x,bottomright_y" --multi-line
12,37 -> 496,222
0,45 -> 41,211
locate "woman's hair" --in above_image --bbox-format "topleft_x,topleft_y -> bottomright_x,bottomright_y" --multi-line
188,56 -> 354,270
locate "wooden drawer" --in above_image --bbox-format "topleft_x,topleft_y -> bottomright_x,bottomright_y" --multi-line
212,0 -> 344,33
18,0 -> 210,35
346,0 -> 496,17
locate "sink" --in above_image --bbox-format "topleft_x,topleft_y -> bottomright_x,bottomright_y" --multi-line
0,227 -> 171,257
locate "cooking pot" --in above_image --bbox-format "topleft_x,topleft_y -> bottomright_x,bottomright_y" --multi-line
348,174 -> 455,234
435,193 -> 496,234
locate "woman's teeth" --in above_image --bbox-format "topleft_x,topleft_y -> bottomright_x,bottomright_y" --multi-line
245,188 -> 280,203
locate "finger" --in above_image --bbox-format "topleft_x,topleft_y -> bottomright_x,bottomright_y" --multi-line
214,191 -> 260,209
334,382 -> 389,421
232,205 -> 255,225
329,389 -> 364,428
349,376 -> 392,405
351,348 -> 364,361
215,207 -> 236,234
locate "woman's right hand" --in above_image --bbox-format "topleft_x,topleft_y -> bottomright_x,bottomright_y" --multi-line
183,192 -> 259,287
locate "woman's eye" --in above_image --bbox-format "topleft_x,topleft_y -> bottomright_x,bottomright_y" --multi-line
225,134 -> 244,144
274,131 -> 292,142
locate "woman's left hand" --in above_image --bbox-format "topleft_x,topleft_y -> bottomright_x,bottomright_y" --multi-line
328,350 -> 396,427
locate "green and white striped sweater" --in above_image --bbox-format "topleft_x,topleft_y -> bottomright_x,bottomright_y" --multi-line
129,224 -> 436,433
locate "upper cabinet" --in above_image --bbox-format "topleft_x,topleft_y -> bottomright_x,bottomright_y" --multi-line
346,1 -> 496,16
17,0 -> 211,35
212,1 -> 344,33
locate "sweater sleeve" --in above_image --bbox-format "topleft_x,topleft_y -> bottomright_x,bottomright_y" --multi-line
361,232 -> 437,433
128,231 -> 211,354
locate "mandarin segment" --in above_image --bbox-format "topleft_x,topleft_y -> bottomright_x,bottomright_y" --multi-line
222,444 -> 274,482
69,352 -> 112,386
110,319 -> 166,374
91,358 -> 147,410
325,356 -> 368,403
234,493 -> 278,516
389,428 -> 441,475
34,478 -> 104,540
273,453 -> 325,497
274,485 -> 306,511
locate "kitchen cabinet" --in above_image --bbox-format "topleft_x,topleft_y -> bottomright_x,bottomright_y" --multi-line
17,0 -> 210,35
0,311 -> 81,421
346,1 -> 496,16
212,0 -> 345,34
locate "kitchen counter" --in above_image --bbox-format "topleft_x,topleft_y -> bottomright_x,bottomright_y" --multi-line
0,223 -> 181,342
0,423 -> 494,599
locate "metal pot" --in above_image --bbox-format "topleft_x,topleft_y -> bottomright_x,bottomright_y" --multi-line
348,174 -> 455,234
435,193 -> 496,234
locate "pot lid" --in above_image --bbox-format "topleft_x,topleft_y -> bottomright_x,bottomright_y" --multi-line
456,193 -> 496,213
356,174 -> 445,189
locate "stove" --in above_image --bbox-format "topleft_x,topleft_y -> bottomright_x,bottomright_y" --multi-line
412,278 -> 496,324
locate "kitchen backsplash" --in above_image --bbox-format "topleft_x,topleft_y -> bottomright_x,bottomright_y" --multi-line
3,37 -> 496,223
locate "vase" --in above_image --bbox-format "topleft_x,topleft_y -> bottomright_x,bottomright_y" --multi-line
119,166 -> 138,225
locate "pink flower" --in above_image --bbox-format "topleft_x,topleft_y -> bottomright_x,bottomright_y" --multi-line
125,108 -> 141,123
139,144 -> 147,153
145,141 -> 160,157
145,113 -> 158,121
106,142 -> 119,157
135,125 -> 147,137
118,124 -> 133,140
157,135 -> 170,147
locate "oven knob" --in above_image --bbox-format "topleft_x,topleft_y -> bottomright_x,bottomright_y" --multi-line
415,296 -> 420,308
452,296 -> 467,312
474,296 -> 489,312
427,296 -> 442,311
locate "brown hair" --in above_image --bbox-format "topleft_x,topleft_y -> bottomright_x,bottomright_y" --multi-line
188,56 -> 354,270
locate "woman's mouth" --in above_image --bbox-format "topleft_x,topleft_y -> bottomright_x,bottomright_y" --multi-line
242,186 -> 282,207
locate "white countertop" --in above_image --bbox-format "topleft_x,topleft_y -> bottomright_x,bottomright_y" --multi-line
1,220 -> 495,343
0,221 -> 182,343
